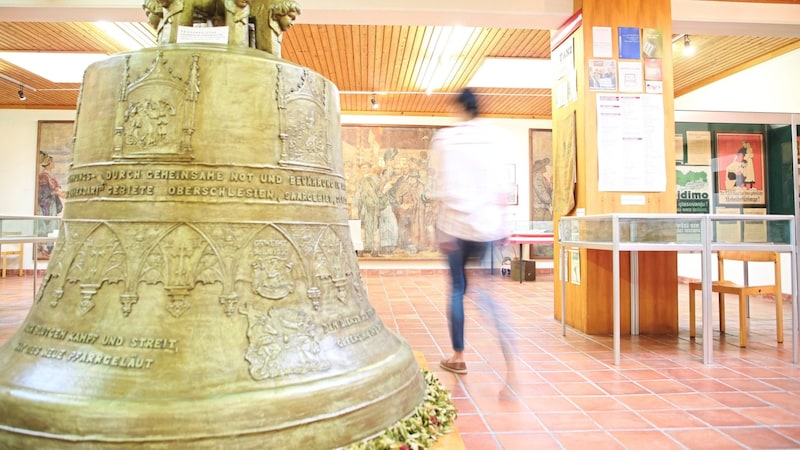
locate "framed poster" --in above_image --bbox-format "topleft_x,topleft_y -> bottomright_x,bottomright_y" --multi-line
686,130 -> 711,165
34,120 -> 73,260
506,185 -> 518,205
674,134 -> 684,164
715,132 -> 765,206
676,166 -> 712,243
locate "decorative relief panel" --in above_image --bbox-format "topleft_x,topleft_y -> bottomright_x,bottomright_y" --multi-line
313,226 -> 356,305
38,224 -> 74,306
278,224 -> 325,310
239,305 -> 329,380
36,220 -> 365,382
199,224 -> 256,316
113,51 -> 200,161
251,239 -> 295,300
276,65 -> 331,171
65,224 -> 127,316
139,224 -> 224,317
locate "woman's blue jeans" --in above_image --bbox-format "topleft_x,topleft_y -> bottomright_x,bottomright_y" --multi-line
445,238 -> 516,357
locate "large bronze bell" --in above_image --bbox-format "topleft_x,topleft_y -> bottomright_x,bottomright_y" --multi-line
0,43 -> 425,448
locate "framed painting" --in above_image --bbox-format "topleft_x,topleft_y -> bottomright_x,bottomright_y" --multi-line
506,185 -> 518,205
714,132 -> 765,207
34,120 -> 73,260
529,128 -> 553,258
341,125 -> 441,258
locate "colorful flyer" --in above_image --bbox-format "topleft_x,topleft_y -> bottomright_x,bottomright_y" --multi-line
618,26 -> 641,59
588,59 -> 617,91
641,28 -> 663,58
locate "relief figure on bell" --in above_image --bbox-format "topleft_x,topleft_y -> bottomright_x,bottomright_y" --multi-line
253,0 -> 301,57
252,256 -> 294,299
124,99 -> 176,148
251,239 -> 296,299
224,0 -> 251,47
143,0 -> 164,29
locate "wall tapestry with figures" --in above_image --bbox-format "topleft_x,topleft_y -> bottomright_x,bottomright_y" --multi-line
34,120 -> 73,261
342,125 -> 441,258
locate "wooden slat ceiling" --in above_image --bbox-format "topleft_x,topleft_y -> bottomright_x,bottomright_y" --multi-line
0,21 -> 798,117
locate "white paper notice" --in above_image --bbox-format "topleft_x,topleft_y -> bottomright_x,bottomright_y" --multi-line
596,94 -> 666,192
618,61 -> 643,92
592,27 -> 613,58
177,26 -> 229,44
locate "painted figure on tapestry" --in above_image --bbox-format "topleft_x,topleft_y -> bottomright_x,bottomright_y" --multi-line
354,163 -> 384,256
378,149 -> 401,255
36,152 -> 65,259
393,168 -> 426,254
531,157 -> 553,221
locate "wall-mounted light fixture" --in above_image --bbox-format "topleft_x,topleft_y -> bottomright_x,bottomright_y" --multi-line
370,94 -> 379,110
0,73 -> 36,100
683,34 -> 695,56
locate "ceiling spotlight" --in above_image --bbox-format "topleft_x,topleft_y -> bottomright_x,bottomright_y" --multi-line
17,86 -> 26,101
683,35 -> 695,56
370,95 -> 379,110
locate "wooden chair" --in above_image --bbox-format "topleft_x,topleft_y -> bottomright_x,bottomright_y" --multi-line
688,251 -> 782,348
1,232 -> 24,278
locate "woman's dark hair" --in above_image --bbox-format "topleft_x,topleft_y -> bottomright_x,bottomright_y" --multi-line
456,88 -> 479,118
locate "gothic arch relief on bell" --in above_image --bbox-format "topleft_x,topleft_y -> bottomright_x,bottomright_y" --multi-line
113,51 -> 200,161
276,65 -> 332,170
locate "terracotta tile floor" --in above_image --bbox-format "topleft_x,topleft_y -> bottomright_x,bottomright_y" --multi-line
1,269 -> 799,449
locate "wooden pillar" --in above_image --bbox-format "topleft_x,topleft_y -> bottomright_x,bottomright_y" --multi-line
552,0 -> 678,335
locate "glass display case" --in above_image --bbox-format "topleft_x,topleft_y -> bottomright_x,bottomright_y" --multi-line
0,215 -> 61,292
557,213 -> 796,365
0,215 -> 61,243
512,220 -> 554,234
558,213 -> 794,249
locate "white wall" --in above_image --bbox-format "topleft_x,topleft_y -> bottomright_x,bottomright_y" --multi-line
0,109 -> 76,216
675,48 -> 800,114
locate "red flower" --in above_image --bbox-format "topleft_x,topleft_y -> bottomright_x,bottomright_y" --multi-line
430,415 -> 439,426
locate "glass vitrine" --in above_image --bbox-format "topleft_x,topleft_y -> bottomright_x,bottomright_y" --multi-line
0,215 -> 61,293
557,213 -> 796,366
0,215 -> 61,243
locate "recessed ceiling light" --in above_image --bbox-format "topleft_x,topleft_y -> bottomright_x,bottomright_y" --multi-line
0,52 -> 109,83
467,57 -> 552,89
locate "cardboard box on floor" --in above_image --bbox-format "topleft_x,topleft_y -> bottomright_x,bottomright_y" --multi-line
511,258 -> 536,281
